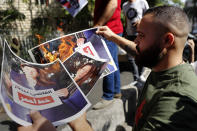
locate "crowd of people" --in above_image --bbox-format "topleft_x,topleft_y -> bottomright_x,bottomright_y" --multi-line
1,0 -> 197,131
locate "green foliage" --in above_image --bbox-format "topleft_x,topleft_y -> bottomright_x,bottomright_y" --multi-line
31,1 -> 93,39
184,0 -> 197,18
0,6 -> 25,30
147,0 -> 161,7
147,0 -> 184,7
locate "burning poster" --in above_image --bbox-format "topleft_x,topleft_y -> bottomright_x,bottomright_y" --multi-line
63,51 -> 108,95
28,27 -> 117,78
57,0 -> 88,17
29,34 -> 77,63
0,41 -> 90,126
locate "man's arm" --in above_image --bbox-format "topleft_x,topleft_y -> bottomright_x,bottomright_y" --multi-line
18,111 -> 93,131
68,113 -> 93,131
18,111 -> 56,131
96,26 -> 137,56
94,0 -> 117,26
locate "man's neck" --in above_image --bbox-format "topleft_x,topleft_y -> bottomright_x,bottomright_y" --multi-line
152,54 -> 184,72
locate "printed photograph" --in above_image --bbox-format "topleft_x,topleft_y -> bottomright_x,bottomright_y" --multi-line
63,51 -> 107,95
0,41 -> 90,126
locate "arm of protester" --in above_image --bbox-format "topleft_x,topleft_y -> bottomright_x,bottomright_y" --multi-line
17,111 -> 93,131
68,112 -> 93,131
94,0 -> 117,27
96,26 -> 137,56
188,39 -> 195,63
17,111 -> 56,131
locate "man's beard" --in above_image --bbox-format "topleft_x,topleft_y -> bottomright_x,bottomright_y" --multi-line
135,41 -> 164,68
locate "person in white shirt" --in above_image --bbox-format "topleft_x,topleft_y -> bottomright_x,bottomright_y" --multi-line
122,0 -> 149,88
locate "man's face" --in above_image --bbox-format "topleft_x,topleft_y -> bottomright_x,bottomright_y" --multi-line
134,14 -> 165,68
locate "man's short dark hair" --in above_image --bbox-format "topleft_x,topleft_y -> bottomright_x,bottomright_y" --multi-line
144,5 -> 190,37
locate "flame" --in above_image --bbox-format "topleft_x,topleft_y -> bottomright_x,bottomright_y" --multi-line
35,34 -> 61,72
39,43 -> 58,63
35,34 -> 43,45
38,35 -> 76,63
36,24 -> 76,64
58,36 -> 76,62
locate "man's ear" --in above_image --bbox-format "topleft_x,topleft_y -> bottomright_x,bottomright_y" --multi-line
164,33 -> 174,48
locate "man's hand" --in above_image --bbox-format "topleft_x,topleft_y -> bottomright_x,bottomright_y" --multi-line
187,39 -> 195,62
18,111 -> 92,131
18,111 -> 56,131
96,26 -> 116,41
96,26 -> 137,56
68,112 -> 93,131
188,39 -> 195,52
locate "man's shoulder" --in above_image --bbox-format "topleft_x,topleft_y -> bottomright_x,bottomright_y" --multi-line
147,64 -> 197,102
163,79 -> 197,103
139,88 -> 197,131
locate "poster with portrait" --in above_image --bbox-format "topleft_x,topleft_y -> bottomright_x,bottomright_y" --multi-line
0,41 -> 90,126
57,0 -> 88,17
63,51 -> 108,95
28,27 -> 117,79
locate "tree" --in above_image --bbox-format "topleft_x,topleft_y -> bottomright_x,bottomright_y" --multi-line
0,1 -> 25,33
184,0 -> 197,34
146,0 -> 184,7
30,0 -> 94,41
